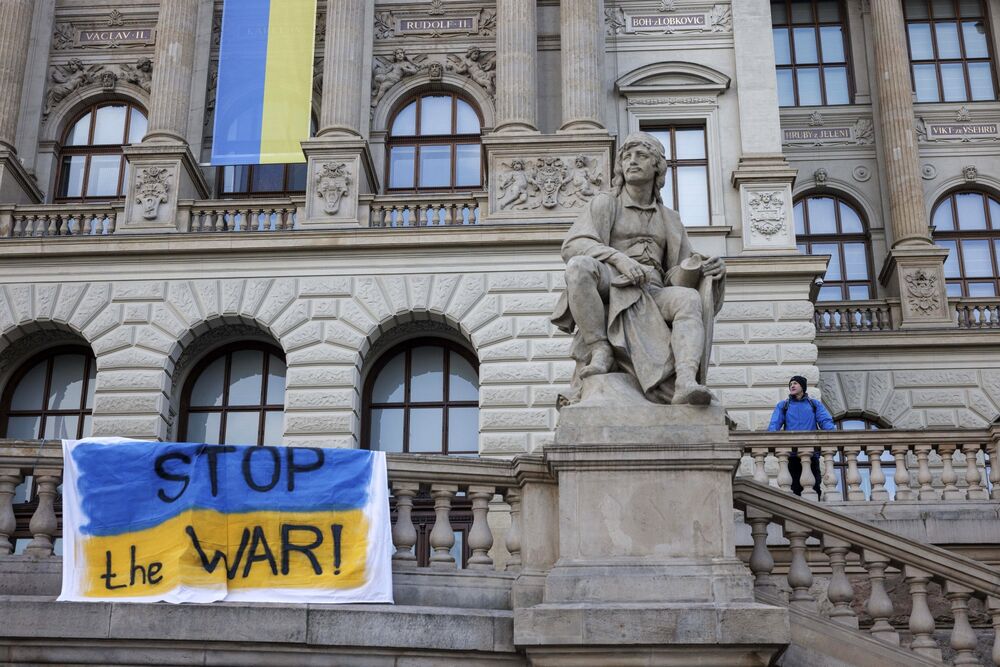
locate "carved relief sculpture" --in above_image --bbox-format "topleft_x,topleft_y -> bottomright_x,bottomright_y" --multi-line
747,191 -> 786,237
904,269 -> 941,315
564,155 -> 604,206
963,165 -> 979,182
446,47 -> 495,98
550,132 -> 726,406
533,158 -> 568,209
316,163 -> 352,215
497,159 -> 532,210
119,57 -> 153,92
497,156 -> 605,211
135,168 -> 171,220
44,59 -> 101,118
371,49 -> 422,108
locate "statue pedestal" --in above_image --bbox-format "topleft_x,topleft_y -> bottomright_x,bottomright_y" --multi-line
513,395 -> 789,665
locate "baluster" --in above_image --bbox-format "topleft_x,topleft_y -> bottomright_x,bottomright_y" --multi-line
107,211 -> 117,234
746,508 -> 776,595
505,488 -> 522,572
46,214 -> 59,236
278,208 -> 290,231
892,445 -> 914,500
0,468 -> 21,554
466,486 -> 495,570
989,597 -> 1000,666
939,444 -> 963,500
822,536 -> 858,628
775,447 -> 793,493
751,447 -> 769,485
9,214 -> 21,237
844,446 -> 864,500
784,522 -> 816,610
390,482 -> 418,566
990,438 -> 1000,500
904,565 -> 943,660
798,448 -> 817,501
371,206 -> 383,228
442,203 -> 453,226
944,582 -> 979,665
869,445 -> 888,501
915,445 -> 940,500
429,484 -> 457,568
24,468 -> 61,557
861,550 -> 900,645
963,443 -> 988,500
821,446 -> 842,501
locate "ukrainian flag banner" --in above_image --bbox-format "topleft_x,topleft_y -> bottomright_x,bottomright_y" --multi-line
210,0 -> 316,166
58,438 -> 393,604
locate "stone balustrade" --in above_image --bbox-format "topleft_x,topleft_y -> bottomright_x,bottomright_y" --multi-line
955,297 -> 1000,330
365,193 -> 484,228
734,478 -> 1000,665
735,429 -> 998,503
814,300 -> 894,333
182,198 -> 303,233
0,204 -> 122,238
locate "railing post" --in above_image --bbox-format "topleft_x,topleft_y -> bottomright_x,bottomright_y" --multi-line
822,535 -> 858,628
821,446 -> 842,501
797,448 -> 817,501
751,447 -> 769,485
844,446 -> 864,501
784,521 -> 816,611
939,444 -> 963,500
746,507 -> 776,596
988,434 -> 1000,501
904,565 -> 943,661
390,481 -> 419,566
0,467 -> 21,555
868,445 -> 888,501
505,487 -> 522,572
861,550 -> 899,645
775,447 -> 793,493
915,445 -> 941,501
944,582 -> 979,666
892,444 -> 914,500
962,443 -> 988,500
466,485 -> 495,570
24,468 -> 61,557
429,484 -> 457,568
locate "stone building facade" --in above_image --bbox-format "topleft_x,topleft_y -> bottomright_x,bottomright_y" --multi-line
2,0 -> 999,454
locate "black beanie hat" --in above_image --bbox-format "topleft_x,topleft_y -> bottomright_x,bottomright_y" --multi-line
790,375 -> 808,392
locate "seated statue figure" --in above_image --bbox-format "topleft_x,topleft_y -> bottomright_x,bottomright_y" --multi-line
551,132 -> 726,406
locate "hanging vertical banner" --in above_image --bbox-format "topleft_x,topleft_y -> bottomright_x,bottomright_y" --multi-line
59,438 -> 393,604
210,0 -> 317,165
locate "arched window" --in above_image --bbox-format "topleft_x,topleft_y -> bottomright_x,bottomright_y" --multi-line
363,339 -> 479,454
56,102 -> 147,201
795,194 -> 876,300
179,343 -> 286,446
0,347 -> 96,439
386,93 -> 482,191
932,190 -> 1000,297
216,117 -> 317,197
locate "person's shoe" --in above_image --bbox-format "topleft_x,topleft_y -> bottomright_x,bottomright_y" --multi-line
672,383 -> 713,405
579,341 -> 614,379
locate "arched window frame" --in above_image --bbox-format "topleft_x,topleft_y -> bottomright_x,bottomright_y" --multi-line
0,345 -> 96,440
385,92 -> 483,193
178,341 -> 286,446
361,337 -> 480,455
55,101 -> 147,201
932,189 -> 1000,297
794,192 -> 877,301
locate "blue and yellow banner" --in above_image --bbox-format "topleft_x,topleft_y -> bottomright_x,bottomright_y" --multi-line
59,438 -> 392,604
210,0 -> 317,166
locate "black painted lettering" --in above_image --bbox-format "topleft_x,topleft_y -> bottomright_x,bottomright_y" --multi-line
286,447 -> 324,491
154,451 -> 191,503
201,445 -> 237,497
280,524 -> 323,575
186,524 -> 249,580
242,526 -> 278,578
331,524 -> 343,575
129,545 -> 147,585
242,446 -> 281,492
148,561 -> 163,585
101,550 -> 126,590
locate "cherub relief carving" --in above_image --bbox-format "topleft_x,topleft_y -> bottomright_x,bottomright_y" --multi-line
563,155 -> 603,207
497,159 -> 533,210
119,57 -> 153,92
371,49 -> 422,108
446,47 -> 495,98
44,59 -> 102,117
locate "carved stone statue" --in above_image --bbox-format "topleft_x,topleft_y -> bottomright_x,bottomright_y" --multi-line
446,47 -> 496,97
371,49 -> 421,108
44,59 -> 98,117
551,132 -> 726,406
497,158 -> 532,210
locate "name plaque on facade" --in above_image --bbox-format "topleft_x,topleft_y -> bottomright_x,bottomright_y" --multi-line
782,127 -> 852,143
395,16 -> 478,35
926,122 -> 999,139
626,13 -> 708,32
75,28 -> 156,47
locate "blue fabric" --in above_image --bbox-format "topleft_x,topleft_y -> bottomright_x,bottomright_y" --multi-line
767,395 -> 835,431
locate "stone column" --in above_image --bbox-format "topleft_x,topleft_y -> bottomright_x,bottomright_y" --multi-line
731,0 -> 796,253
0,0 -> 41,203
145,0 -> 199,143
866,1 -> 951,327
495,0 -> 538,134
121,0 -> 208,232
318,0 -> 366,137
559,0 -> 605,132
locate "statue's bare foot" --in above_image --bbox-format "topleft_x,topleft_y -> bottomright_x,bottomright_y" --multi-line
579,342 -> 614,379
672,383 -> 713,406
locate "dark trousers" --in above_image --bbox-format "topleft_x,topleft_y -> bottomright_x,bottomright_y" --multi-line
788,450 -> 823,497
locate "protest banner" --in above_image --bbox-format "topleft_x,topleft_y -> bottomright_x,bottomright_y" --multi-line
58,438 -> 393,604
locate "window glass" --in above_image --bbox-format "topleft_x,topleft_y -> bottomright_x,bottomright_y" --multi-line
967,282 -> 997,296
250,164 -> 286,193
824,67 -> 850,104
933,197 -> 955,230
932,0 -> 955,18
772,0 -> 853,106
940,239 -> 961,277
10,362 -> 46,411
6,416 -> 41,439
48,355 -> 85,410
128,107 -> 147,143
455,100 -> 480,134
941,62 -> 968,101
934,191 -> 1000,296
57,103 -> 146,200
190,357 -> 225,407
410,346 -> 444,402
389,146 -> 416,189
228,350 -> 264,406
969,62 -> 995,100
935,22 -> 962,58
420,96 -> 453,135
450,352 -> 478,401
66,113 -> 92,146
675,128 -> 706,159
908,24 -> 935,59
92,105 -> 127,144
962,239 -> 993,276
796,68 -> 823,105
905,0 -> 930,19
807,197 -> 837,234
798,194 -> 875,300
448,407 -> 479,451
647,125 -> 709,226
223,412 -> 259,445
371,408 -> 404,452
839,201 -> 863,233
814,243 -> 842,280
794,201 -> 805,235
913,64 -> 941,101
455,144 -> 481,187
418,145 -> 452,188
392,102 -> 417,136
777,70 -> 796,106
955,193 -> 987,229
962,20 -> 989,58
3,349 -> 94,440
793,27 -> 819,64
45,415 -> 79,440
773,28 -> 791,65
409,408 -> 443,452
263,411 -> 283,446
85,155 -> 122,197
372,352 -> 405,403
677,166 -> 710,227
266,355 -> 286,406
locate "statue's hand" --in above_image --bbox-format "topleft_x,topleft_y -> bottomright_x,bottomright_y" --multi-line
610,255 -> 648,285
702,256 -> 726,278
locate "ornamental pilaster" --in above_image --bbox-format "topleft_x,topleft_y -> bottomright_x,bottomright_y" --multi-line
495,0 -> 538,134
0,0 -> 42,203
318,0 -> 367,137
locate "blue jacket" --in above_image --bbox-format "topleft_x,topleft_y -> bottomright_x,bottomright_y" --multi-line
767,394 -> 835,431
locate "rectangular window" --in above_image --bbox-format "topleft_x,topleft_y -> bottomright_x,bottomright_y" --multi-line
645,125 -> 710,227
771,0 -> 853,106
903,0 -> 998,102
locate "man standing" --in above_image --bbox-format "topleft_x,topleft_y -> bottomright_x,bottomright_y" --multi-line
551,132 -> 726,405
768,375 -> 833,496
